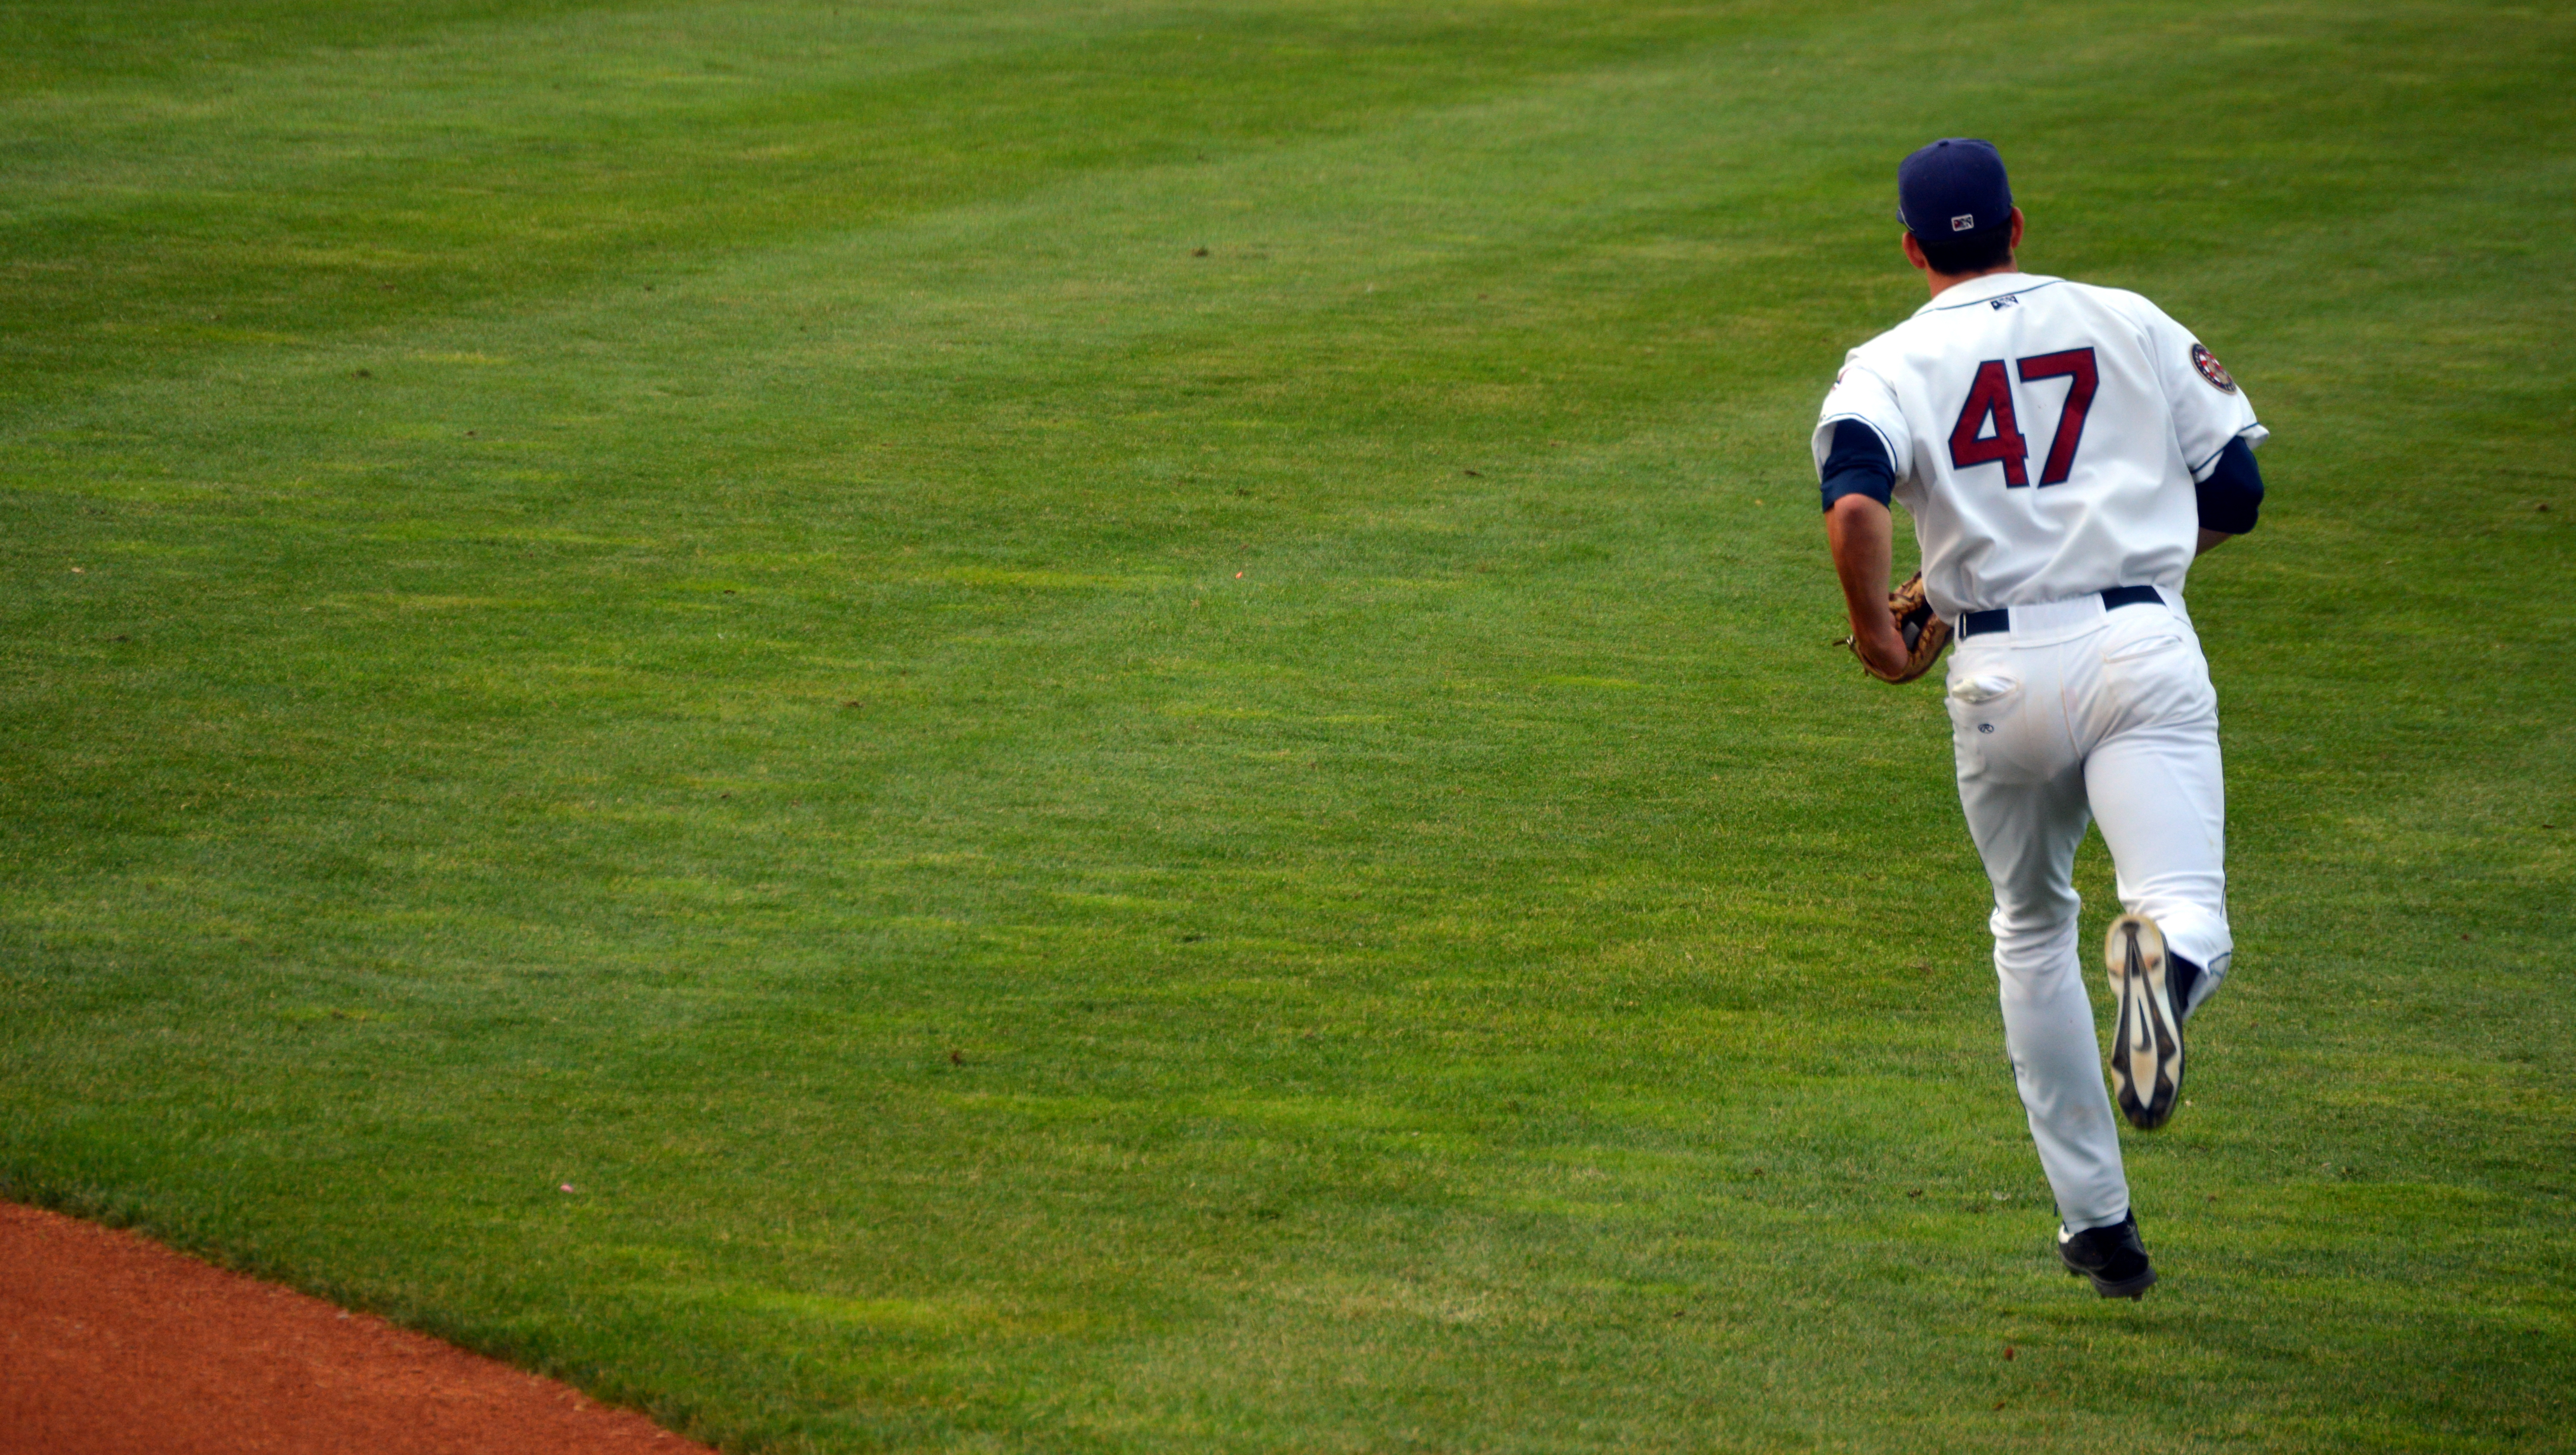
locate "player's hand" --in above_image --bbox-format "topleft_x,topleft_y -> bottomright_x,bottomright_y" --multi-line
1852,616 -> 1913,680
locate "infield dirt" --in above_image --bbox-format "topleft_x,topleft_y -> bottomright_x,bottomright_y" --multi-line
0,1201 -> 709,1455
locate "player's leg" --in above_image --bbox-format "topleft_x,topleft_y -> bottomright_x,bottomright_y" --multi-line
1948,646 -> 2128,1232
2079,617 -> 2230,1130
2089,728 -> 2228,1010
2082,623 -> 2231,1013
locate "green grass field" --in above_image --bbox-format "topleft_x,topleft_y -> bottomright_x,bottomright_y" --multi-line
4,1 -> 2572,1449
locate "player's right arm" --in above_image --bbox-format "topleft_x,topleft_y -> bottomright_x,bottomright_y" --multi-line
2112,290 -> 2268,547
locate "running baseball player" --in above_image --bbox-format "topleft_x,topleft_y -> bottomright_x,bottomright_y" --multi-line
1813,139 -> 2266,1298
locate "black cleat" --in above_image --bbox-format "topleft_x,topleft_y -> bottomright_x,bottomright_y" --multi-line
2107,913 -> 2185,1130
2059,1213 -> 2157,1300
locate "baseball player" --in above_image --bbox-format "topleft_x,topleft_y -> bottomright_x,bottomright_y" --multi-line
1812,139 -> 2266,1299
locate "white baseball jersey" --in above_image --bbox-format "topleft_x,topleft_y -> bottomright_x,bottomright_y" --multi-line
1812,272 -> 2264,621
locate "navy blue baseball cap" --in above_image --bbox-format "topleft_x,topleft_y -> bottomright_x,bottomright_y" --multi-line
1898,138 -> 2013,240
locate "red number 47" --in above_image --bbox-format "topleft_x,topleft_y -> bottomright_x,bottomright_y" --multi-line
1948,348 -> 2098,487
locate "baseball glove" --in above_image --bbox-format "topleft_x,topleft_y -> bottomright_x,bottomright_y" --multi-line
1848,570 -> 1950,684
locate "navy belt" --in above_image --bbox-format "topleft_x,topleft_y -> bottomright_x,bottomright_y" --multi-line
1956,586 -> 2163,640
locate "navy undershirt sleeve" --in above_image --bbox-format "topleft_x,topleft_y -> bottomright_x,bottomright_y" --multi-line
2196,434 -> 2264,534
1818,419 -> 1895,511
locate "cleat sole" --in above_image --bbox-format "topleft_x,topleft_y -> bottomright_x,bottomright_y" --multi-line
2107,913 -> 2185,1130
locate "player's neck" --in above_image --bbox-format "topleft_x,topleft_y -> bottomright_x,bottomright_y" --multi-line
1923,257 -> 2022,300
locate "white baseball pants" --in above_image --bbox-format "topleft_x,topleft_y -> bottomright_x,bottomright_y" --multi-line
1944,589 -> 2232,1232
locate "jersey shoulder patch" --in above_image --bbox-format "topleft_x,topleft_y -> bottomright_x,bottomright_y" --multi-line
2190,342 -> 2238,394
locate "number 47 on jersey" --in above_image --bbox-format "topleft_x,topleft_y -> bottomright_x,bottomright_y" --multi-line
1950,347 -> 2098,488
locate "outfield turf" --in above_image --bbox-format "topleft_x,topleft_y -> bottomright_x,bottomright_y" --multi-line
4,1 -> 2572,1449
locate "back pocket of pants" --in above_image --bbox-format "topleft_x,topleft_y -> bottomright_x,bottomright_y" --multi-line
2100,631 -> 2215,724
1946,671 -> 2025,781
2101,632 -> 2183,664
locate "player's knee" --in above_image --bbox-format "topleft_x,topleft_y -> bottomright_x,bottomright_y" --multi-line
1988,903 -> 2078,946
2136,897 -> 2230,968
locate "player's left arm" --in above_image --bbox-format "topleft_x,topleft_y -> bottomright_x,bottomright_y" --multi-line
1827,493 -> 1911,677
1812,364 -> 1918,677
1815,406 -> 1911,678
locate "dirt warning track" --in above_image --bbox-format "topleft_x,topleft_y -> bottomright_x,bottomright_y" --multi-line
0,1200 -> 712,1455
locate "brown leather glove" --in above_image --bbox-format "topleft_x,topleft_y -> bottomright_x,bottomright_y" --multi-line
1849,570 -> 1951,684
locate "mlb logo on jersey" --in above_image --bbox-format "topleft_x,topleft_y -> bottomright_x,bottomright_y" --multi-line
2191,343 -> 2238,394
1951,213 -> 1976,232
